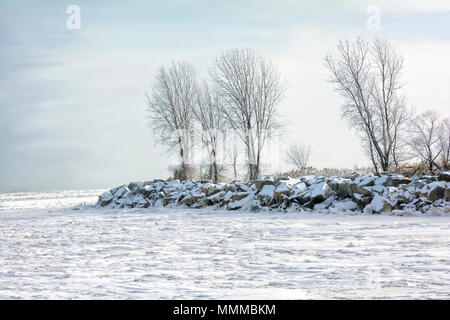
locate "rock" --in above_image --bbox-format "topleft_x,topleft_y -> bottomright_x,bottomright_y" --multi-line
310,182 -> 334,203
419,175 -> 438,183
140,185 -> 154,197
162,197 -> 172,206
313,195 -> 335,210
232,192 -> 250,202
302,176 -> 325,187
167,179 -> 181,186
273,180 -> 295,203
112,185 -> 129,198
151,179 -> 166,183
291,182 -> 307,193
200,183 -> 222,196
190,201 -> 206,209
354,175 -> 377,187
352,193 -> 373,209
438,171 -> 450,182
326,178 -> 341,191
397,191 -> 415,204
96,173 -> 448,213
223,191 -> 234,205
368,185 -> 385,196
337,179 -> 352,198
342,172 -> 360,181
136,198 -> 150,208
370,194 -> 392,213
127,181 -> 144,190
417,181 -> 448,201
426,182 -> 447,202
228,195 -> 258,211
206,191 -> 226,205
385,175 -> 411,187
349,176 -> 376,196
179,192 -> 206,206
331,199 -> 358,211
374,175 -> 388,186
258,185 -> 275,205
99,191 -> 113,206
274,176 -> 291,181
251,179 -> 276,192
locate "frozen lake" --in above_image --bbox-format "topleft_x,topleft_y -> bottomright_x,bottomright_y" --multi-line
1,190 -> 449,299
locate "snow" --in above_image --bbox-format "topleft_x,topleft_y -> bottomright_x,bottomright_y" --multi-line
332,199 -> 358,211
259,184 -> 275,197
371,194 -> 390,213
1,190 -> 450,299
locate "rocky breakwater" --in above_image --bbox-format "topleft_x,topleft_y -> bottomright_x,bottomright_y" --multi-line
97,172 -> 450,215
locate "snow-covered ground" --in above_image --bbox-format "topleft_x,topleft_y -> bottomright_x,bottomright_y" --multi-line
1,190 -> 449,299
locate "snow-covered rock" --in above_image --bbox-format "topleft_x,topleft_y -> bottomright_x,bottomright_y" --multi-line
371,194 -> 392,213
96,173 -> 450,214
310,182 -> 334,203
258,185 -> 275,205
438,171 -> 450,182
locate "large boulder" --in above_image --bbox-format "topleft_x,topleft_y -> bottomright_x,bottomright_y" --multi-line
179,191 -> 206,206
273,180 -> 296,203
438,171 -> 450,182
251,179 -> 276,192
288,182 -> 308,204
112,185 -> 129,198
385,175 -> 411,187
349,176 -> 376,196
426,182 -> 447,202
352,193 -> 373,209
228,195 -> 259,211
200,183 -> 221,197
370,194 -> 392,213
419,181 -> 448,202
258,184 -> 275,205
337,179 -> 352,198
128,181 -> 144,190
206,191 -> 226,205
232,192 -> 250,202
342,172 -> 360,181
310,182 -> 334,203
326,177 -> 341,191
99,191 -> 114,206
167,179 -> 181,186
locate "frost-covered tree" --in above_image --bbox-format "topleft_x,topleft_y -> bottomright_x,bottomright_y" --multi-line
325,38 -> 413,172
212,48 -> 285,179
408,111 -> 444,172
146,62 -> 197,180
439,117 -> 450,170
286,143 -> 312,173
192,82 -> 227,181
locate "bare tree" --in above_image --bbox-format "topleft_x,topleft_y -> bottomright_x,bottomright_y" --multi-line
325,38 -> 413,172
286,143 -> 312,173
192,82 -> 226,181
212,48 -> 285,180
439,117 -> 450,170
146,61 -> 197,180
408,111 -> 443,172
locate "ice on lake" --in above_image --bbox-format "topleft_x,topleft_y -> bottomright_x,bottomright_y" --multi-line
1,190 -> 449,299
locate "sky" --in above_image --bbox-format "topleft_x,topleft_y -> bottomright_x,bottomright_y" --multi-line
0,0 -> 449,192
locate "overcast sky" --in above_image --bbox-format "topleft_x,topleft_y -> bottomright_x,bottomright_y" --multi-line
0,0 -> 449,192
